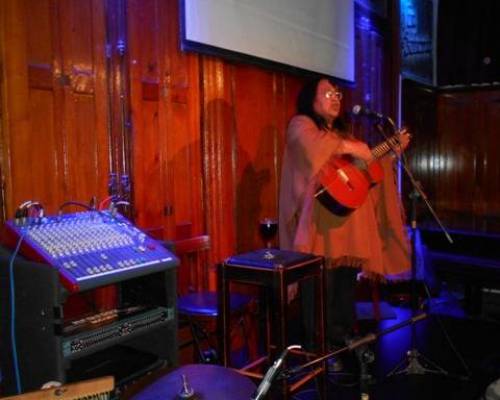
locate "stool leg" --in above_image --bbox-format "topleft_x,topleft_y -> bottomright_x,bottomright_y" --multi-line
238,315 -> 250,364
186,315 -> 218,364
186,315 -> 206,362
217,264 -> 231,367
371,281 -> 381,320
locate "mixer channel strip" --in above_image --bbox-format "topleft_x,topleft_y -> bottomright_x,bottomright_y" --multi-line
62,306 -> 174,359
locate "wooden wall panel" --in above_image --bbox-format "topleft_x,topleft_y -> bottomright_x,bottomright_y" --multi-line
128,0 -> 166,234
1,0 -> 60,217
437,93 -> 478,215
128,0 -> 202,240
403,81 -> 500,232
201,62 -> 306,264
435,90 -> 500,231
163,0 -> 202,237
56,0 -> 109,209
201,57 -> 237,273
27,90 -> 58,206
232,66 -> 280,252
401,80 -> 438,212
481,92 -> 500,231
0,0 -> 109,218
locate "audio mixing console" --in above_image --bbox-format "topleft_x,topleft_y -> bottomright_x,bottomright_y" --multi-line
2,210 -> 177,292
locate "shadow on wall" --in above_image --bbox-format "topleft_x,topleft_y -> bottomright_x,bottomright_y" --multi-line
235,126 -> 277,253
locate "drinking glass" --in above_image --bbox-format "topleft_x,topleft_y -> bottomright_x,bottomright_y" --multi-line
259,218 -> 278,248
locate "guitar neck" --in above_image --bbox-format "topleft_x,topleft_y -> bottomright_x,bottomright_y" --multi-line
370,134 -> 401,159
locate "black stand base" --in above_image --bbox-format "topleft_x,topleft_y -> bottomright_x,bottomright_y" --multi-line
387,348 -> 448,377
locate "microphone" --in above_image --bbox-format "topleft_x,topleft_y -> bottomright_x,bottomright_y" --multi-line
351,105 -> 386,120
251,345 -> 301,400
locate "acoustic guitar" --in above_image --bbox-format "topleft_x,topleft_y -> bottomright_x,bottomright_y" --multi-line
315,133 -> 402,215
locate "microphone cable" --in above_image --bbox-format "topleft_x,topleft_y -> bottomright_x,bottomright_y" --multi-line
8,230 -> 27,394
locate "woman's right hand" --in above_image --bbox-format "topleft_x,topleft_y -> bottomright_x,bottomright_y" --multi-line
341,140 -> 373,163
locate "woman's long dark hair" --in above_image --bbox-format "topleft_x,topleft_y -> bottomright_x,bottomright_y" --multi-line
296,77 -> 348,134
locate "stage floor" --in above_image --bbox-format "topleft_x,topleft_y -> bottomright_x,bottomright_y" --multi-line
290,288 -> 500,400
125,287 -> 500,400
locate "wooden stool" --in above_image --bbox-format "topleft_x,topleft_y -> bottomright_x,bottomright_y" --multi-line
218,249 -> 326,399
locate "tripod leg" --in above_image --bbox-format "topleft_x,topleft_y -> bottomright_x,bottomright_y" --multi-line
415,351 -> 448,374
387,354 -> 412,377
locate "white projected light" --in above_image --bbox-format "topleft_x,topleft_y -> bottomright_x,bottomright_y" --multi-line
182,0 -> 355,83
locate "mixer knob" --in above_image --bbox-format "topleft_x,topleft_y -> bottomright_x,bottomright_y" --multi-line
71,340 -> 83,352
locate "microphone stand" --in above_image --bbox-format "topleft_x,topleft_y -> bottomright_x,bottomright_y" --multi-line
280,314 -> 428,380
372,119 -> 469,379
251,344 -> 302,400
387,184 -> 449,377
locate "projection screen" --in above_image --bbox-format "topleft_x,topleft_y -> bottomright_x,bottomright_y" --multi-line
181,0 -> 355,83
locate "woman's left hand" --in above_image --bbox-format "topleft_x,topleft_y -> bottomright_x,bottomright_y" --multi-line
394,128 -> 411,156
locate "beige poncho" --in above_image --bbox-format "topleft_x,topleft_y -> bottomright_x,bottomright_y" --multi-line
279,115 -> 411,278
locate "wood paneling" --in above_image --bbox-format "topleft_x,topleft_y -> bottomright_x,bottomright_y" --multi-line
352,3 -> 396,143
0,0 -> 109,217
435,90 -> 500,231
481,91 -> 500,231
201,57 -> 237,280
403,80 -> 500,232
0,0 -> 406,296
201,60 -> 306,267
128,0 -> 202,241
233,67 -> 280,252
127,0 -> 168,233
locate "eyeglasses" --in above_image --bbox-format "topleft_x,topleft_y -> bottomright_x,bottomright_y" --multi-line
324,90 -> 343,100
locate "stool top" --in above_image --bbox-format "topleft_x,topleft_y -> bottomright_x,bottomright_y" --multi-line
130,364 -> 256,400
225,248 -> 319,270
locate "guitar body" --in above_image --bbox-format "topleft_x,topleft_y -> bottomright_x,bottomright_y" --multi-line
316,156 -> 384,215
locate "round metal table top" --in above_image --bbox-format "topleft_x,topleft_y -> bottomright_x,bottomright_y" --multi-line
130,364 -> 256,400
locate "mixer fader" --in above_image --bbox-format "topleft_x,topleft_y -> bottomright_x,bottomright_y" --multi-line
3,210 -> 177,292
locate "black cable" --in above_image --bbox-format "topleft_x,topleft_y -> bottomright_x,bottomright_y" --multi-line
421,280 -> 472,378
58,201 -> 93,215
9,232 -> 27,394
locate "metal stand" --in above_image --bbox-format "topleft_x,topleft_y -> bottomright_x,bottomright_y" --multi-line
251,345 -> 302,400
372,119 -> 469,379
281,313 -> 427,379
387,188 -> 449,377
